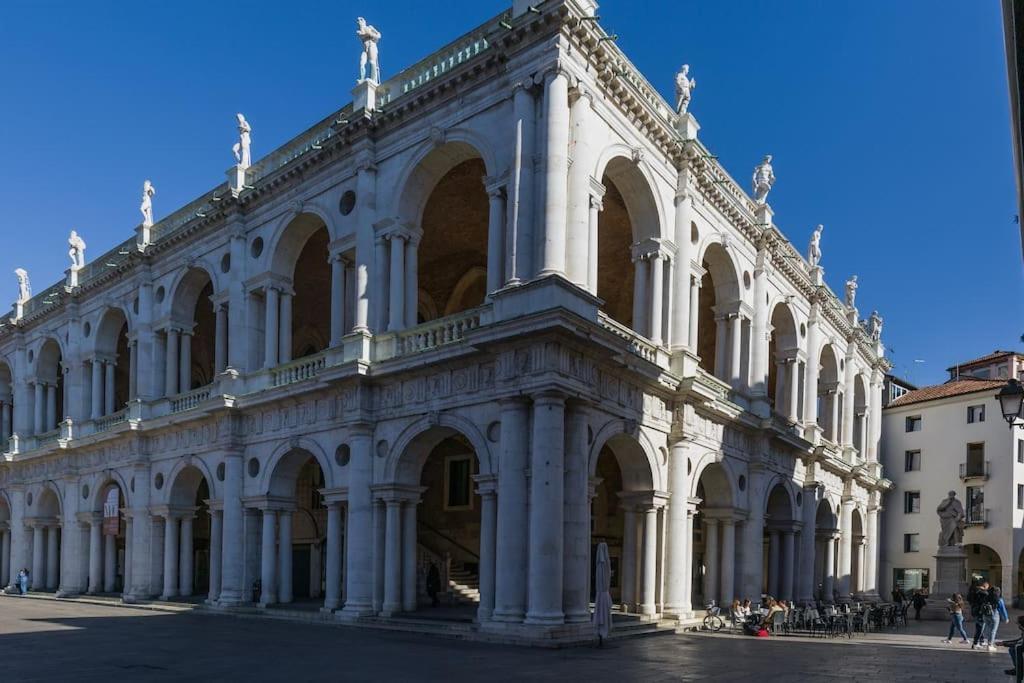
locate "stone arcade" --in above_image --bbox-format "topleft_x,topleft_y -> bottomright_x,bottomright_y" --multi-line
0,0 -> 889,643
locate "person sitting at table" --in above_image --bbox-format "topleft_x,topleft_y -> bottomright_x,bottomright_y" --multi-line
729,599 -> 743,625
740,599 -> 752,619
762,599 -> 786,631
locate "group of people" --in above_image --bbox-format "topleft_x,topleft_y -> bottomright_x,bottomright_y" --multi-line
942,580 -> 1010,650
731,597 -> 794,637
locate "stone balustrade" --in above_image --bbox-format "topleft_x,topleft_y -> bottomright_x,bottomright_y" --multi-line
271,352 -> 328,388
170,386 -> 213,415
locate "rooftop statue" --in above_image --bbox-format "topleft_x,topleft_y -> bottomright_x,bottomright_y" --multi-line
232,113 -> 252,169
807,224 -> 823,268
868,310 -> 883,341
14,268 -> 30,304
674,64 -> 696,115
752,154 -> 775,204
68,230 -> 86,271
937,490 -> 965,547
845,275 -> 858,309
140,180 -> 156,228
357,17 -> 382,84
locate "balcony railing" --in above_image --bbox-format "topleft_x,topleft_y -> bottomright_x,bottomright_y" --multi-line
272,352 -> 328,388
598,312 -> 658,363
959,460 -> 990,480
36,429 -> 60,448
170,386 -> 212,414
94,409 -> 128,435
395,308 -> 484,357
966,508 -> 989,526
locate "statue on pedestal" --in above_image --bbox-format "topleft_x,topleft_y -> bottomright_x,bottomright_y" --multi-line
868,310 -> 883,341
14,268 -> 30,304
752,155 -> 775,204
845,275 -> 858,309
357,17 -> 381,83
937,491 -> 965,547
674,64 -> 696,115
68,230 -> 87,271
232,113 -> 252,169
140,180 -> 156,228
807,225 -> 823,268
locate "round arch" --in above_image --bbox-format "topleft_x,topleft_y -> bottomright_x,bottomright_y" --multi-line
688,451 -> 739,507
392,134 -> 499,222
592,151 -> 665,242
89,471 -> 133,513
267,211 -> 333,279
169,266 -> 217,323
163,459 -> 217,507
259,437 -> 335,496
34,481 -> 63,518
588,419 -> 663,492
385,413 -> 494,484
92,307 -> 132,356
763,475 -> 798,517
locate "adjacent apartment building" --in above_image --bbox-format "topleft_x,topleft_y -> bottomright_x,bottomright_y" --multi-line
881,351 -> 1024,600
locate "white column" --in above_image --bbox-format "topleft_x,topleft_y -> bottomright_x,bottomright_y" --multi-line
671,183 -> 695,351
640,507 -> 659,615
45,525 -> 59,589
525,392 -> 565,624
649,254 -> 664,346
538,69 -> 569,277
373,235 -> 388,332
829,391 -> 840,442
259,509 -> 277,605
219,453 -> 244,605
88,519 -> 102,593
665,443 -> 691,617
179,331 -> 193,393
101,361 -> 114,416
330,256 -> 346,346
128,341 -> 138,400
719,519 -> 735,606
493,398 -> 529,622
767,530 -> 780,597
508,82 -> 535,282
343,428 -> 374,615
822,534 -> 836,600
90,361 -> 103,420
45,383 -> 57,430
30,525 -> 44,589
485,185 -> 505,295
404,237 -> 418,328
2,401 -> 11,441
621,507 -> 638,611
215,305 -> 228,373
208,510 -> 222,603
787,360 -> 800,421
372,501 -> 385,613
562,402 -> 590,624
0,529 -> 9,588
774,360 -> 786,410
687,276 -> 700,351
103,531 -> 116,592
750,253 -> 769,396
401,501 -> 417,612
162,516 -> 178,598
278,292 -> 293,365
388,235 -> 406,332
802,308 -> 821,435
703,517 -> 719,605
728,315 -> 743,387
866,506 -> 879,595
632,256 -> 649,336
123,516 -> 133,597
477,487 -> 497,621
277,510 -> 292,604
264,287 -> 279,369
713,317 -> 727,379
587,194 -> 602,294
33,382 -> 45,434
179,515 -> 193,596
781,530 -> 795,602
841,353 -> 856,448
165,329 -> 180,396
382,500 -> 402,614
797,489 -> 818,604
324,503 -> 342,610
837,500 -> 853,599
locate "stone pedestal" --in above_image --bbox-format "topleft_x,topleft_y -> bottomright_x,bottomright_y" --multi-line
809,266 -> 824,286
923,545 -> 968,620
675,112 -> 700,140
352,80 -> 377,113
227,165 -> 248,194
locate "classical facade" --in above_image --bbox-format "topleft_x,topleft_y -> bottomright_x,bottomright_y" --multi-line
0,0 -> 888,641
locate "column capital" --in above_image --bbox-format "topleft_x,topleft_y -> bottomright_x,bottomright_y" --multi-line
472,473 -> 498,496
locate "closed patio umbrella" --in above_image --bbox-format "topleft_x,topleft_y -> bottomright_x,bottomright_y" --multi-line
594,541 -> 613,646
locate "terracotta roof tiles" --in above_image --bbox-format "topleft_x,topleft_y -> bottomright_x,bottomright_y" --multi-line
886,378 -> 1006,409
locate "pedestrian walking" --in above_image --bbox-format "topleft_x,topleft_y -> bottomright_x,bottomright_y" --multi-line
971,581 -> 995,649
911,590 -> 927,620
941,593 -> 969,644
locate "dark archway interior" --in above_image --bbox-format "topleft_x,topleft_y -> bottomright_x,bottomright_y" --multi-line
292,227 -> 331,359
596,178 -> 634,328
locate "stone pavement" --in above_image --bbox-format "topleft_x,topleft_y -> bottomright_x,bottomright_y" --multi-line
0,598 -> 1011,682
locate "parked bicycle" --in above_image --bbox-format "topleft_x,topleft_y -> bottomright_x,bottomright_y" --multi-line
703,600 -> 725,631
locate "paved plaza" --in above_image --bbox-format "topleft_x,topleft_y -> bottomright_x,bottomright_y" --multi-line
0,598 -> 1012,682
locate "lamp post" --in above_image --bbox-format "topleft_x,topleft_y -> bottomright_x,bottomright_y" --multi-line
995,378 -> 1024,428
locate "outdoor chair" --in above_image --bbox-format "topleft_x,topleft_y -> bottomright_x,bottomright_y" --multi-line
770,610 -> 786,634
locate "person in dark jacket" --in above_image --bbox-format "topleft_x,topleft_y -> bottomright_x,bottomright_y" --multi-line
426,563 -> 441,607
971,581 -> 994,649
911,590 -> 927,620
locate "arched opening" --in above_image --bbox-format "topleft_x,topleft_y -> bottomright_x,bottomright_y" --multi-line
261,449 -> 328,607
388,425 -> 485,618
416,156 -> 489,324
35,339 -> 64,434
591,433 -> 659,615
596,158 -> 662,340
89,481 -> 126,594
816,345 -> 841,443
168,268 -> 216,395
31,486 -> 62,591
163,465 -> 211,600
967,543 -> 1003,586
287,218 -> 331,360
0,361 -> 13,449
697,244 -> 741,383
764,484 -> 797,601
93,308 -> 131,418
768,304 -> 801,422
814,499 -> 839,603
853,375 -> 869,456
692,462 -> 735,610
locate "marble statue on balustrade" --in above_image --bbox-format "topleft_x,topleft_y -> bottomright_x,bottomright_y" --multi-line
807,225 -> 823,268
845,275 -> 858,309
752,155 -> 775,204
232,114 -> 252,169
868,310 -> 883,341
68,230 -> 87,271
937,491 -> 966,547
357,17 -> 381,83
674,64 -> 695,115
140,180 -> 156,228
14,268 -> 30,304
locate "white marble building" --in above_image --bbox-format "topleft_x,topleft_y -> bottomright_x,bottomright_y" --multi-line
0,0 -> 889,641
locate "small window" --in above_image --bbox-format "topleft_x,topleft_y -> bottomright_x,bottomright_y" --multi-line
967,405 -> 986,423
966,486 -> 985,523
444,454 -> 473,510
906,416 -> 922,432
903,533 -> 920,553
904,450 -> 921,472
904,491 -> 921,514
893,568 -> 930,592
966,443 -> 985,476
1017,439 -> 1023,463
1017,484 -> 1023,510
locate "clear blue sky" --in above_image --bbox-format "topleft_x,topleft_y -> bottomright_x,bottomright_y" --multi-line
0,1 -> 1018,386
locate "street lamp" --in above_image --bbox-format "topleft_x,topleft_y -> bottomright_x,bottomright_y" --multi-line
995,378 -> 1024,427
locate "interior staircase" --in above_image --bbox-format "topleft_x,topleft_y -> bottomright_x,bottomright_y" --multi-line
446,561 -> 480,605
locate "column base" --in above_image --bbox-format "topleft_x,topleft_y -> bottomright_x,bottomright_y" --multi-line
320,603 -> 339,615
217,589 -> 244,606
55,589 -> 79,598
490,609 -> 525,623
524,611 -> 565,626
337,603 -> 376,621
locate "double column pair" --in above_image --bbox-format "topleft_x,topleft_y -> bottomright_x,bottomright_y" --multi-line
262,287 -> 293,370
0,397 -> 13,445
765,526 -> 798,602
85,514 -> 118,593
376,226 -> 420,333
32,381 -> 59,435
89,356 -> 118,420
713,312 -> 747,388
258,507 -> 294,606
164,327 -> 194,396
377,494 -> 420,616
773,356 -> 802,422
619,499 -> 666,616
700,513 -> 737,607
631,243 -> 671,347
29,521 -> 60,590
160,509 -> 197,599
